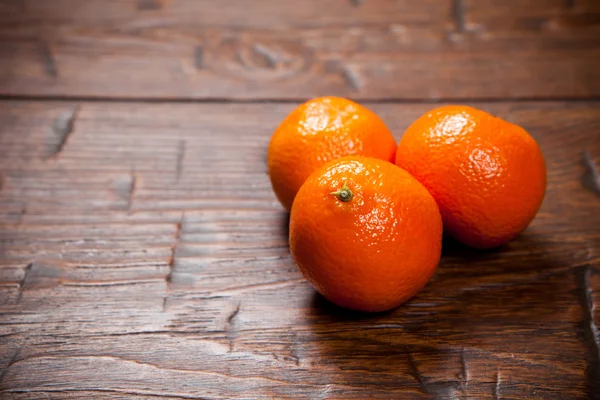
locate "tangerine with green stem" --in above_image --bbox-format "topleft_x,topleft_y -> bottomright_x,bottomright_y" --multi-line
290,156 -> 443,312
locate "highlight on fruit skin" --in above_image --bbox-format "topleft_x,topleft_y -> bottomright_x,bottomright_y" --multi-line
395,105 -> 547,249
267,96 -> 397,212
289,156 -> 443,312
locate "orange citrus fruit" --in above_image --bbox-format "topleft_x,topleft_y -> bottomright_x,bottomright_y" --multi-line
268,97 -> 396,211
395,105 -> 547,249
289,156 -> 443,312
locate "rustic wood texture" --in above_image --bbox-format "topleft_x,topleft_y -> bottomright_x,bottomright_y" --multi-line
1,0 -> 599,398
0,100 -> 599,399
0,0 -> 599,100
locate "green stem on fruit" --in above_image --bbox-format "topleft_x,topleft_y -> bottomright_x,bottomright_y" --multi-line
330,182 -> 353,202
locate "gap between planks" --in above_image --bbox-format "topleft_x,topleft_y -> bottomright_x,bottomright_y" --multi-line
2,95 -> 600,105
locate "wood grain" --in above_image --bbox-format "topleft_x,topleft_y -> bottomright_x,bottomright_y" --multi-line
0,100 -> 598,399
0,0 -> 598,100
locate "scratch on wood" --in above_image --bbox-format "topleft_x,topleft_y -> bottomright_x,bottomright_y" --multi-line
288,336 -> 301,366
165,267 -> 173,283
50,105 -> 80,156
226,302 -> 241,351
138,0 -> 160,10
128,173 -> 137,210
406,352 -> 428,394
460,347 -> 469,385
581,150 -> 600,196
575,265 -> 600,398
285,353 -> 300,366
227,302 -> 241,324
341,66 -> 362,90
164,215 -> 183,311
16,262 -> 33,303
194,45 -> 204,69
271,351 -> 299,366
166,215 -> 183,284
493,368 -> 501,399
452,0 -> 466,33
252,43 -> 279,68
176,140 -> 186,182
39,41 -> 57,77
315,384 -> 334,400
113,175 -> 135,207
0,349 -> 20,384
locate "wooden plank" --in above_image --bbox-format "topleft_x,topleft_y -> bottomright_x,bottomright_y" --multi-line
0,0 -> 598,100
0,100 -> 599,398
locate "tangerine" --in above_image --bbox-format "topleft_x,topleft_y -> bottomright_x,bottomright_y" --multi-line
268,97 -> 396,211
289,156 -> 442,312
395,105 -> 547,249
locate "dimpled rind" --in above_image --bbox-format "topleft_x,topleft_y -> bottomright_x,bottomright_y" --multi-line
268,97 -> 397,211
289,156 -> 443,312
395,105 -> 547,249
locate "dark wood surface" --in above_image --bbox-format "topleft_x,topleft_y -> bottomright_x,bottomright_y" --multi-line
0,1 -> 599,400
1,0 -> 599,100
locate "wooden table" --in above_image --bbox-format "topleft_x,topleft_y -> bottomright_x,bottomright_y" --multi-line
0,1 -> 599,399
